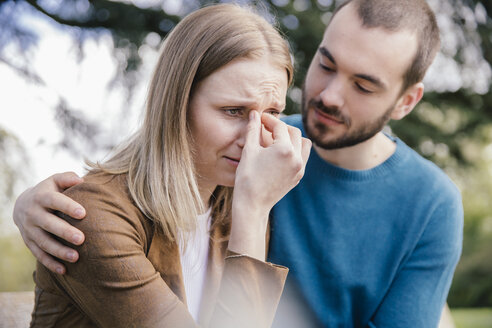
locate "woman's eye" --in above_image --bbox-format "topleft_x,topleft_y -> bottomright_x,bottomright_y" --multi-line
224,108 -> 243,116
267,111 -> 281,117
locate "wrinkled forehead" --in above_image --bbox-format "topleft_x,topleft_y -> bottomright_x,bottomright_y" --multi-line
196,57 -> 288,109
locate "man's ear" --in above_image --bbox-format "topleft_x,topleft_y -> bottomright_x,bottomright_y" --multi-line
391,82 -> 424,120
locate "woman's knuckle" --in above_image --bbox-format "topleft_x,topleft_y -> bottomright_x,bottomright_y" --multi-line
297,167 -> 305,180
293,128 -> 302,138
279,146 -> 293,158
294,160 -> 303,172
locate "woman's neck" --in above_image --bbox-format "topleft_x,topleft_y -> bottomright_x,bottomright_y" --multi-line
197,181 -> 217,211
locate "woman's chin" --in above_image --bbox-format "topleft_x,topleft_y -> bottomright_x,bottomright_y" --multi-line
216,175 -> 236,188
218,180 -> 235,188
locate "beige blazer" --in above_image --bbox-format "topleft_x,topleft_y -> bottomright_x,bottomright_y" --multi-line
30,172 -> 288,328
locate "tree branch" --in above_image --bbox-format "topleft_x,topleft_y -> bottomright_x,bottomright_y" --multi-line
24,0 -> 180,36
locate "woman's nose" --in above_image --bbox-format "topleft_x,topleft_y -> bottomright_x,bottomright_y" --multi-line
236,120 -> 249,149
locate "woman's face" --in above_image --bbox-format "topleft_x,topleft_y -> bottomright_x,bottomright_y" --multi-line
189,56 -> 288,193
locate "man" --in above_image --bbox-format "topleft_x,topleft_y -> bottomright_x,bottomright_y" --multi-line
13,0 -> 462,327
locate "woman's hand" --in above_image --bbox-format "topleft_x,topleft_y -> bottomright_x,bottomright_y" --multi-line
229,111 -> 311,260
13,172 -> 86,274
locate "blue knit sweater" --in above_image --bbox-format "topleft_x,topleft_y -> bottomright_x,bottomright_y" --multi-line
269,114 -> 463,328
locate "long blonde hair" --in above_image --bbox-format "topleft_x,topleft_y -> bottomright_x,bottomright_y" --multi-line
90,4 -> 293,241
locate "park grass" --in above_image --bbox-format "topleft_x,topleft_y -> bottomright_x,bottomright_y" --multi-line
451,308 -> 492,328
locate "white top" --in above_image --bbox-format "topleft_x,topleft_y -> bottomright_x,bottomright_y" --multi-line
178,208 -> 212,321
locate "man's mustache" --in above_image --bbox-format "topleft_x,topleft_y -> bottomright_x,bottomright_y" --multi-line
308,99 -> 351,127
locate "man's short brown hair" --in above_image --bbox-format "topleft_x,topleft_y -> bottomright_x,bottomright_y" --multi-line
331,0 -> 440,93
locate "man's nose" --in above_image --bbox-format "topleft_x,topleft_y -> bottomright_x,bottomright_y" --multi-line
320,75 -> 345,109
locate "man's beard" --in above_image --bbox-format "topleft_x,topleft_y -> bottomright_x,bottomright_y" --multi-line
301,91 -> 394,150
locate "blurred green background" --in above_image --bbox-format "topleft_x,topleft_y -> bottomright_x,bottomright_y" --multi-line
1,0 -> 492,326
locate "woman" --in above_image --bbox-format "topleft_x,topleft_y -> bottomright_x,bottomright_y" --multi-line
28,4 -> 311,328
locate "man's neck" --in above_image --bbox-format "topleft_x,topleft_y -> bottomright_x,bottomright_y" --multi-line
313,132 -> 397,171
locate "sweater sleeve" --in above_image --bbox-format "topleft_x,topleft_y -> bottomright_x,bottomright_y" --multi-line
368,192 -> 463,328
39,180 -> 287,328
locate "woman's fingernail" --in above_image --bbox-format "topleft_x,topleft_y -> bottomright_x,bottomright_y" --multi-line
56,267 -> 64,274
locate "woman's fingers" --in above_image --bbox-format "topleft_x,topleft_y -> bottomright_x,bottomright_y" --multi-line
287,125 -> 303,156
260,124 -> 274,147
301,138 -> 312,164
301,137 -> 312,165
260,113 -> 290,142
244,110 -> 262,149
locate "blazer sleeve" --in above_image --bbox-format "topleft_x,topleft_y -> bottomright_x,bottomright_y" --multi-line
51,180 -> 288,328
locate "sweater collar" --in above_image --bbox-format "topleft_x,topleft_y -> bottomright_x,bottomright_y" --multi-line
309,135 -> 409,181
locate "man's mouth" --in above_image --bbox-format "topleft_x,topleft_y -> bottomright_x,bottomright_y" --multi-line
313,107 -> 345,125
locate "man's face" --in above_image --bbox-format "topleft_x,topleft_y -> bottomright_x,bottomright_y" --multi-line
302,3 -> 418,149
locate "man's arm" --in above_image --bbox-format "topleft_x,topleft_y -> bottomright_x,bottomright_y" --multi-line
13,172 -> 86,274
369,195 -> 463,328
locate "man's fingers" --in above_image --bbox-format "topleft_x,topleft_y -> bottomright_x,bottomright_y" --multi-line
35,191 -> 85,219
27,242 -> 67,275
261,113 -> 290,142
51,171 -> 83,191
37,211 -> 85,245
34,228 -> 80,263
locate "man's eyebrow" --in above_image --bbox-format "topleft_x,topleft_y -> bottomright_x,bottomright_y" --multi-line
319,46 -> 386,90
319,47 -> 336,65
355,73 -> 386,90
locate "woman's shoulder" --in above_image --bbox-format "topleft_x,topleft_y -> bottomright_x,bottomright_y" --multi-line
60,171 -> 154,247
64,171 -> 128,201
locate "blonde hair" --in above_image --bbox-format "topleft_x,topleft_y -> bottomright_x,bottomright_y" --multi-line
89,4 -> 293,241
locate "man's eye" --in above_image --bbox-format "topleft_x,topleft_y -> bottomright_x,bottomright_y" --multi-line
355,83 -> 373,94
320,63 -> 335,72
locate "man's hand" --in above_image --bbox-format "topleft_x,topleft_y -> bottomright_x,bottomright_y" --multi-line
13,172 -> 86,274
